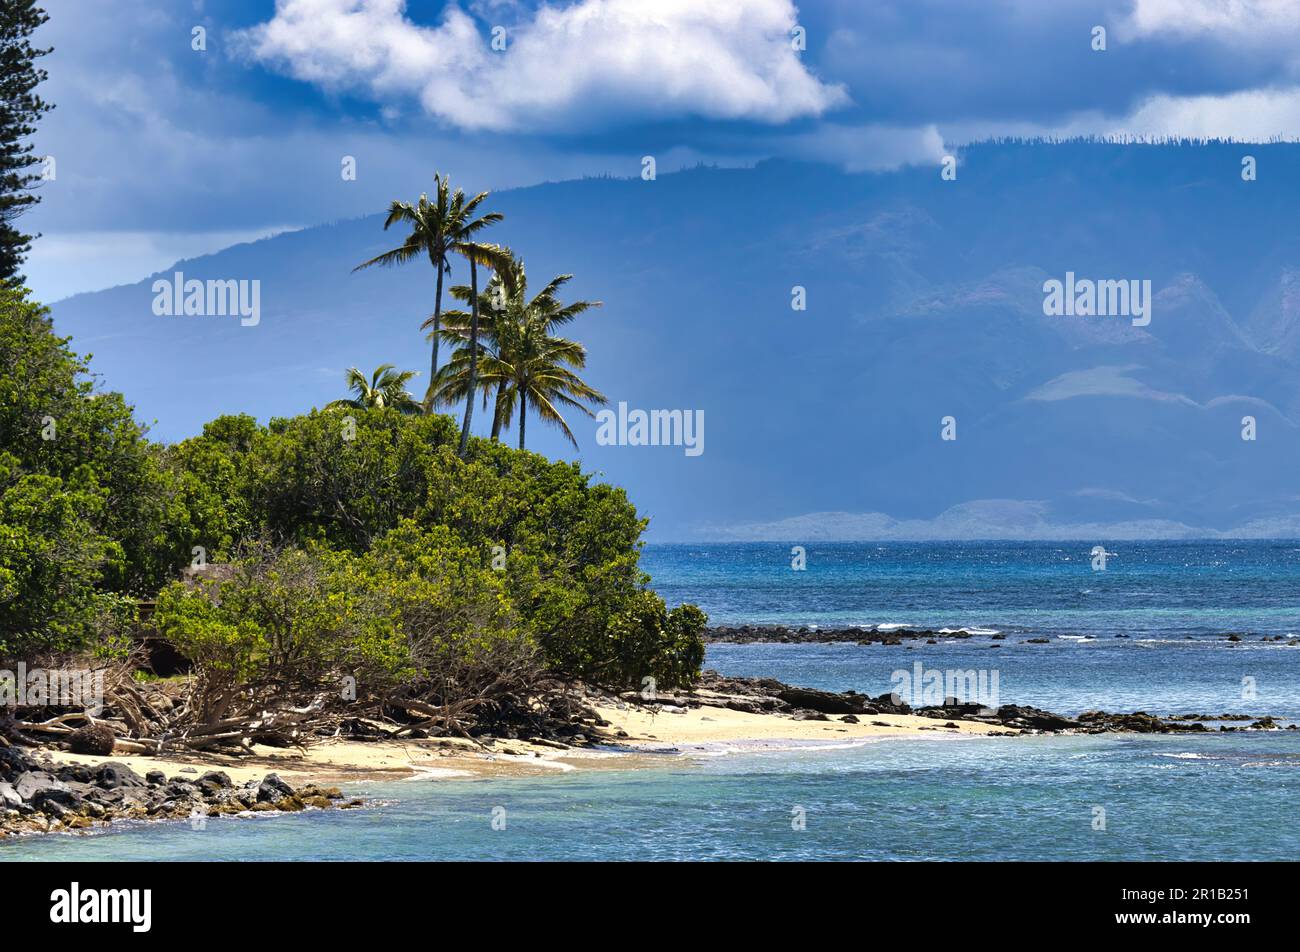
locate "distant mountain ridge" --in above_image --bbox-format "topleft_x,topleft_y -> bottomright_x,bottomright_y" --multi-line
50,141 -> 1300,540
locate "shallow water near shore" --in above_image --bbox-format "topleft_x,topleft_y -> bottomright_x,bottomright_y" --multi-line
5,731 -> 1300,860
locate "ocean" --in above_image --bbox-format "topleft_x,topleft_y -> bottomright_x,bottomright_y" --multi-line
644,540 -> 1300,719
4,541 -> 1298,861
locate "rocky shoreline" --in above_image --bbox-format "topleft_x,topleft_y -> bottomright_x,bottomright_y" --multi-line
5,668 -> 1293,841
662,672 -> 1294,735
0,745 -> 362,839
705,625 -> 1300,646
705,625 -> 994,645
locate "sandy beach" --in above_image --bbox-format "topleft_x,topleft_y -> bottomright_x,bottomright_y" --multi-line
41,693 -> 1013,788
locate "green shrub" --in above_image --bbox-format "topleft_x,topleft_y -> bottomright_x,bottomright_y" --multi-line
154,542 -> 398,723
153,526 -> 525,719
197,409 -> 707,690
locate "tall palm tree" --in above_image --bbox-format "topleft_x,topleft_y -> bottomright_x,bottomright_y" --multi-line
352,174 -> 506,424
429,259 -> 606,450
325,364 -> 423,414
452,241 -> 511,457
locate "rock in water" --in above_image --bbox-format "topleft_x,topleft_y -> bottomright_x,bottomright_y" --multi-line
197,771 -> 233,796
256,773 -> 296,803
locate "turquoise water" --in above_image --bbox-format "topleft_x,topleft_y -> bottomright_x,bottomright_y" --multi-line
4,541 -> 1298,861
6,733 -> 1300,861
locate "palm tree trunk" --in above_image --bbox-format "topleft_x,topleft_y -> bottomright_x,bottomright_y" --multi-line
424,255 -> 444,412
457,258 -> 479,457
490,384 -> 505,440
518,392 -> 526,450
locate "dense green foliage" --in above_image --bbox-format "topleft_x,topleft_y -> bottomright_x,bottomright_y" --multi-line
156,407 -> 705,690
1,286 -> 706,694
0,288 -> 165,650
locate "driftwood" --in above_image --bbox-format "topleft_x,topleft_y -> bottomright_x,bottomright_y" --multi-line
2,637 -> 599,756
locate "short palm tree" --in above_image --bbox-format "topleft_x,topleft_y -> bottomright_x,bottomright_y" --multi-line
427,257 -> 520,439
325,364 -> 422,414
429,258 -> 606,450
353,174 -> 508,439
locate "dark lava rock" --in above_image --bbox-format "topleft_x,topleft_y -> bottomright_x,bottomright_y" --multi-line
54,764 -> 95,784
32,786 -> 85,816
706,625 -> 981,645
14,770 -> 67,801
994,706 -> 1080,731
0,742 -> 349,838
775,685 -> 870,715
1079,711 -> 1168,733
256,773 -> 296,803
0,747 -> 34,781
197,770 -> 233,796
95,763 -> 147,789
0,781 -> 23,809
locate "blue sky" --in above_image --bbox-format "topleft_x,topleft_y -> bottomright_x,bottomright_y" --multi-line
25,0 -> 1300,300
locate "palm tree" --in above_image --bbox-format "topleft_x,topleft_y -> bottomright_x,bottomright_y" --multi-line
325,364 -> 423,414
451,240 -> 511,457
428,256 -> 519,439
429,258 -> 606,450
352,174 -> 507,426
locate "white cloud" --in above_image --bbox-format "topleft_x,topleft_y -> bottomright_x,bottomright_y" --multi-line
24,227 -> 301,303
1125,0 -> 1300,40
1104,87 -> 1300,140
939,83 -> 1300,146
238,0 -> 847,132
779,122 -> 945,172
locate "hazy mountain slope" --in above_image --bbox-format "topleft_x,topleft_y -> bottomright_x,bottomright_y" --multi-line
50,141 -> 1300,539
